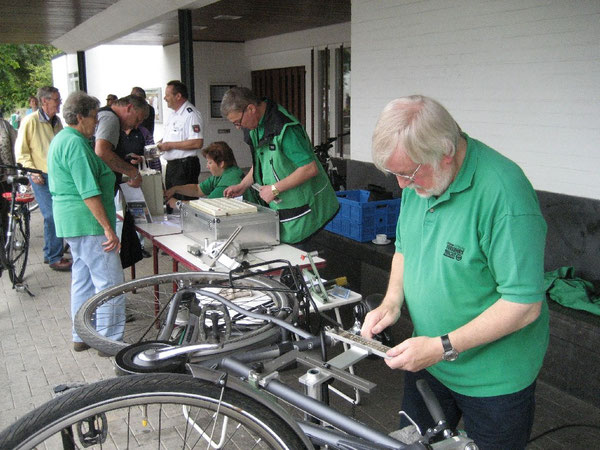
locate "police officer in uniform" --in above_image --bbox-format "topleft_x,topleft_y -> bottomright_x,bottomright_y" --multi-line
158,80 -> 204,203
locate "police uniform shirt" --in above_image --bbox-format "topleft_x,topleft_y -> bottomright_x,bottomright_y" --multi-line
162,100 -> 204,161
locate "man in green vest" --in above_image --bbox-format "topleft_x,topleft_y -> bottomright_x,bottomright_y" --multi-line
221,87 -> 338,245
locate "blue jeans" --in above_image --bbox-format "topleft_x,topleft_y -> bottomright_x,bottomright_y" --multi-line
66,234 -> 126,343
30,174 -> 63,264
400,369 -> 536,450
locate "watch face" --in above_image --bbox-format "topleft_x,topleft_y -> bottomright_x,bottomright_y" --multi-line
443,349 -> 459,362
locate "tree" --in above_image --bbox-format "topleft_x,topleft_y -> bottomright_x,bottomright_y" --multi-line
0,44 -> 61,115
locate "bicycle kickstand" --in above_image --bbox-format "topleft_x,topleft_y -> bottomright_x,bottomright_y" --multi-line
14,282 -> 35,297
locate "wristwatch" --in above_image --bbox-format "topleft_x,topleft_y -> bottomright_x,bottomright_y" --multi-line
441,334 -> 459,361
271,184 -> 280,197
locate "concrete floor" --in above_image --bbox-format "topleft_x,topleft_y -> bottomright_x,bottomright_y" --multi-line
0,208 -> 599,448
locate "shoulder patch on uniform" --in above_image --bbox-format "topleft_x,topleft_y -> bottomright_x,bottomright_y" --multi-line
187,107 -> 193,113
193,124 -> 200,133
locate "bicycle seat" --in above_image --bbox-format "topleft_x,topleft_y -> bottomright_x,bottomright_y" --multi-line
2,192 -> 35,203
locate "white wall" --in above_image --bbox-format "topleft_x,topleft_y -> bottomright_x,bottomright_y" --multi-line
352,0 -> 600,199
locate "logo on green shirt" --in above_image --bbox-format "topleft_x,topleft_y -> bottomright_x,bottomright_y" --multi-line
443,242 -> 465,261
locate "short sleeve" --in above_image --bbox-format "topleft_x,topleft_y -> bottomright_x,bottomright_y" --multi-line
94,112 -> 120,148
486,213 -> 547,303
184,109 -> 204,139
68,151 -> 102,200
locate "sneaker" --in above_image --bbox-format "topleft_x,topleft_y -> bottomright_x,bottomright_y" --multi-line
73,342 -> 90,352
97,350 -> 112,358
49,258 -> 72,272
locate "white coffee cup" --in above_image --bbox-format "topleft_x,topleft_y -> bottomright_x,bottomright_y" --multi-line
375,234 -> 388,244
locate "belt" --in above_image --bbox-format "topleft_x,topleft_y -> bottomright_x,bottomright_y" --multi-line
166,155 -> 198,165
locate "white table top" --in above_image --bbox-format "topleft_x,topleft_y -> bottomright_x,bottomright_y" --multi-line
154,234 -> 325,273
117,211 -> 182,238
136,217 -> 182,238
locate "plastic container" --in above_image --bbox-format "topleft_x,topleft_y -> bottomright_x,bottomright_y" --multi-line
324,190 -> 400,242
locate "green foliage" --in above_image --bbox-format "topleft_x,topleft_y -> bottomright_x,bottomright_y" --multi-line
0,44 -> 61,115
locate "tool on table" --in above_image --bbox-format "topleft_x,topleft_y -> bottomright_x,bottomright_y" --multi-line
301,251 -> 329,303
208,225 -> 243,269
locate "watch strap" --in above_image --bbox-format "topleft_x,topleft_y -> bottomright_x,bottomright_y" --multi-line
441,334 -> 452,352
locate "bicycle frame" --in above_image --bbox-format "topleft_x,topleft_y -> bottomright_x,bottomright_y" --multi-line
118,285 -> 477,450
1,163 -> 42,292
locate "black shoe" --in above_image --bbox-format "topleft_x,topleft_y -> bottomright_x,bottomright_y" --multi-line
44,258 -> 49,264
73,342 -> 90,352
97,350 -> 112,358
141,249 -> 152,258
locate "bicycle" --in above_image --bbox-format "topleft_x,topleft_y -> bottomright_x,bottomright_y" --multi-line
0,163 -> 42,292
73,260 -> 307,358
314,132 -> 349,191
0,269 -> 478,449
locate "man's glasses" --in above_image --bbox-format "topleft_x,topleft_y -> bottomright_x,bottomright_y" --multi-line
232,105 -> 247,128
384,164 -> 421,183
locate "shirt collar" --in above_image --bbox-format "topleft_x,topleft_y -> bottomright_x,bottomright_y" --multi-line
174,100 -> 190,116
429,132 -> 476,205
38,108 -> 59,127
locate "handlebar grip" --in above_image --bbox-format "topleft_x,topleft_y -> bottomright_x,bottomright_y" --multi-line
416,379 -> 446,425
7,176 -> 30,186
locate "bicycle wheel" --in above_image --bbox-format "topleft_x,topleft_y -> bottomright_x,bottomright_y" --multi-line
0,373 -> 308,449
75,271 -> 298,357
7,204 -> 30,284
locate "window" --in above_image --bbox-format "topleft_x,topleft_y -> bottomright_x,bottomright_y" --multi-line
210,84 -> 236,118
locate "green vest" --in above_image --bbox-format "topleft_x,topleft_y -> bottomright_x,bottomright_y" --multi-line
247,101 -> 338,243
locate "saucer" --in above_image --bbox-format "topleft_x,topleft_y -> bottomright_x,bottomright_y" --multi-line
372,238 -> 391,245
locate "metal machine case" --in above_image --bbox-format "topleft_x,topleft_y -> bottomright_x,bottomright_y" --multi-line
181,202 -> 280,250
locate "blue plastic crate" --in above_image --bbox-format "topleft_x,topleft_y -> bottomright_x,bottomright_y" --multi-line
325,190 -> 400,242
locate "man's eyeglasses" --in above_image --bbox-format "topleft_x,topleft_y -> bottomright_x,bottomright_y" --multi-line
384,164 -> 421,183
232,105 -> 247,128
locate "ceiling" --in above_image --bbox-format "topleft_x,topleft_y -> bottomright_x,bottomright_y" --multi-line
0,0 -> 351,48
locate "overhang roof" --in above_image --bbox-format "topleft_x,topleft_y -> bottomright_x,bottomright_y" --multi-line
0,0 -> 350,52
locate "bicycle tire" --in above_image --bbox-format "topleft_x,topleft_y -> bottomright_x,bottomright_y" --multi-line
0,373 -> 308,449
74,271 -> 298,357
7,204 -> 29,284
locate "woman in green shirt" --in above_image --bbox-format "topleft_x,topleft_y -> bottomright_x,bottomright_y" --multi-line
164,141 -> 257,207
47,91 -> 125,354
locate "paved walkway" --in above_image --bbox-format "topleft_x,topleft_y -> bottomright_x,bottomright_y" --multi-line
0,209 -> 599,448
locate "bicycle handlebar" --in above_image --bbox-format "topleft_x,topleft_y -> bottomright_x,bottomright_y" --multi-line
0,163 -> 44,175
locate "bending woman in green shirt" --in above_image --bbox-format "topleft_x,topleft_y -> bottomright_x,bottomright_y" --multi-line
164,141 -> 256,208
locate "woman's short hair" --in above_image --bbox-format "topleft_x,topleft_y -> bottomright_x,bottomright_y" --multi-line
220,87 -> 259,118
62,91 -> 100,125
201,141 -> 238,168
372,95 -> 460,170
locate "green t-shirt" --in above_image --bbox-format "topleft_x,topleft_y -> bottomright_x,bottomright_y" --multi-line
395,133 -> 549,397
48,127 -> 116,237
200,166 -> 257,203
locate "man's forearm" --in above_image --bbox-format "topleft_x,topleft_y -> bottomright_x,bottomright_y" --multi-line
272,161 -> 318,193
383,252 -> 406,308
160,138 -> 203,151
95,139 -> 138,178
448,298 -> 542,353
